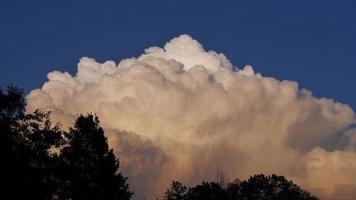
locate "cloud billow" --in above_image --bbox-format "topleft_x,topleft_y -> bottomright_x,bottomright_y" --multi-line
27,34 -> 356,200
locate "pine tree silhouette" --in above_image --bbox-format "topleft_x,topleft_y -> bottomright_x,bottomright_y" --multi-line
60,114 -> 133,200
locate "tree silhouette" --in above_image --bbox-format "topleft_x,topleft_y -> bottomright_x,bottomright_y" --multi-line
226,179 -> 243,200
0,85 -> 63,200
239,174 -> 318,200
60,114 -> 133,200
0,85 -> 25,199
165,174 -> 319,200
164,181 -> 188,200
187,182 -> 228,200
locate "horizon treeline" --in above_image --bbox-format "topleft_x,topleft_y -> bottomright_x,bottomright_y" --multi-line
0,85 -> 319,200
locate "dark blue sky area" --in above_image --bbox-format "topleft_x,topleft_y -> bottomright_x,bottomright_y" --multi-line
1,0 -> 355,109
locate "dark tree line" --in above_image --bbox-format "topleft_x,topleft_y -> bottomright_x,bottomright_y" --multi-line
164,174 -> 319,200
0,85 -> 132,200
0,85 -> 319,200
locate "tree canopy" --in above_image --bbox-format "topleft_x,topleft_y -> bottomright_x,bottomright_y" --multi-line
0,85 -> 63,199
164,174 -> 319,200
60,114 -> 132,200
0,85 -> 132,200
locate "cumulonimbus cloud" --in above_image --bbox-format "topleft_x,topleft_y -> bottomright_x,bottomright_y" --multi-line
27,34 -> 356,200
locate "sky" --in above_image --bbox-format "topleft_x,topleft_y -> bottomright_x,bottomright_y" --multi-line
0,0 -> 355,109
2,1 -> 356,200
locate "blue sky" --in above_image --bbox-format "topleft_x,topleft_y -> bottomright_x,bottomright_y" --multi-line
1,0 -> 355,109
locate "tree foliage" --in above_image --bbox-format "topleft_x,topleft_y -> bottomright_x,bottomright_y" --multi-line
60,114 -> 133,200
165,174 -> 319,200
0,85 -> 132,200
0,85 -> 63,199
164,181 -> 188,200
239,174 -> 317,200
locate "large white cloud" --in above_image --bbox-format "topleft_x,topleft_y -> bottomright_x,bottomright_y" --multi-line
27,34 -> 356,200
